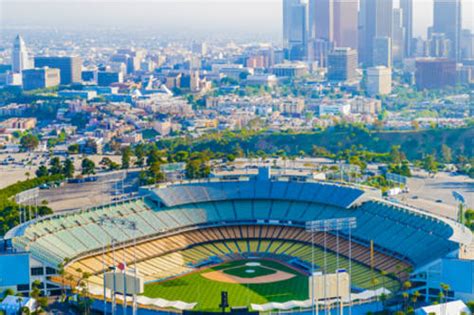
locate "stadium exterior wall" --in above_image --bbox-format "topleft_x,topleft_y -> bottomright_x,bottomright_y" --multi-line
91,300 -> 384,315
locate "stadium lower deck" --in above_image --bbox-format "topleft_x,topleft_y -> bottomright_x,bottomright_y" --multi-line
66,225 -> 403,288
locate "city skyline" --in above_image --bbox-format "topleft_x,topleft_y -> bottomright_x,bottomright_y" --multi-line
2,0 -> 473,40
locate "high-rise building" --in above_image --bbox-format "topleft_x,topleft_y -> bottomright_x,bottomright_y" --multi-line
34,56 -> 82,85
22,67 -> 60,91
392,8 -> 405,63
309,0 -> 333,42
415,58 -> 457,90
333,0 -> 358,50
400,0 -> 413,58
307,0 -> 357,65
12,35 -> 30,73
460,29 -> 474,60
373,37 -> 392,67
359,0 -> 393,66
308,39 -> 333,67
286,1 -> 308,61
428,33 -> 451,58
367,66 -> 392,96
327,47 -> 358,82
433,0 -> 461,61
283,0 -> 301,48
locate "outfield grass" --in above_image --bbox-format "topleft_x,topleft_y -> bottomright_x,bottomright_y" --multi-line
143,260 -> 308,311
141,240 -> 401,311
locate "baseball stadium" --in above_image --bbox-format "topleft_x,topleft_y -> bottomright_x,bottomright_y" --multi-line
3,167 -> 473,314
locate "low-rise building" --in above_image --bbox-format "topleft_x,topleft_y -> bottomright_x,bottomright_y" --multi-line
22,67 -> 60,91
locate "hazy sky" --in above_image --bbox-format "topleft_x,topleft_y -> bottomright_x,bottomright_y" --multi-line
1,0 -> 473,40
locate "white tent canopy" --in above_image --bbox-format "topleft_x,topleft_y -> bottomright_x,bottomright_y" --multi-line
88,285 -> 197,311
251,288 -> 391,312
415,300 -> 472,315
0,295 -> 37,315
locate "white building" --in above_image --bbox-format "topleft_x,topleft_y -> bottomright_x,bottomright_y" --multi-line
367,66 -> 392,96
319,103 -> 351,116
12,35 -> 31,73
415,300 -> 472,315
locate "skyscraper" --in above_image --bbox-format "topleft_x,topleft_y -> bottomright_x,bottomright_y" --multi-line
359,0 -> 393,66
309,0 -> 333,42
333,0 -> 358,50
391,8 -> 405,63
12,35 -> 30,73
285,0 -> 308,61
34,56 -> 82,85
283,0 -> 301,49
433,0 -> 462,61
428,33 -> 451,58
400,0 -> 413,57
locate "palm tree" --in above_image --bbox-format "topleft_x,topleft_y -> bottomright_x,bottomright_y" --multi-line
402,292 -> 409,314
16,296 -> 24,315
402,281 -> 412,313
2,288 -> 15,300
440,283 -> 450,303
411,290 -> 420,310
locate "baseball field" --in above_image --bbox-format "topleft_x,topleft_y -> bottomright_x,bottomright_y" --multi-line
143,259 -> 309,311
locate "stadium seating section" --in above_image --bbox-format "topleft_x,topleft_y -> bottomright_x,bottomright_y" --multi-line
11,181 -> 458,279
65,226 -> 402,292
151,180 -> 365,208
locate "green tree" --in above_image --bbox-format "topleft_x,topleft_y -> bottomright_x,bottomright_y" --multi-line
20,134 -> 39,151
121,146 -> 132,169
2,288 -> 14,299
147,147 -> 163,166
62,159 -> 74,178
100,157 -> 120,171
49,157 -> 63,175
35,166 -> 49,178
348,155 -> 367,171
185,159 -> 210,179
67,144 -> 79,154
149,162 -> 165,183
173,151 -> 189,163
390,145 -> 403,164
466,301 -> 474,312
422,154 -> 438,176
134,143 -> 146,167
81,159 -> 96,175
441,144 -> 452,163
30,280 -> 48,314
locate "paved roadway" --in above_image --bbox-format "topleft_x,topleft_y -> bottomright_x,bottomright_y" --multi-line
393,170 -> 473,220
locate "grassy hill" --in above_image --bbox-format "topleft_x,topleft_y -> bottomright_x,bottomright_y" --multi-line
165,126 -> 474,160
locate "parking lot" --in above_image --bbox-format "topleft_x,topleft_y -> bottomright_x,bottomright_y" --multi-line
35,170 -> 140,212
393,170 -> 473,220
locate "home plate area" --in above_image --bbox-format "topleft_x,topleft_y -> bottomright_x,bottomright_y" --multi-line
202,260 -> 297,284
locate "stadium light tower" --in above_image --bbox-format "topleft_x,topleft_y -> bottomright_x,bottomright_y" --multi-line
15,188 -> 39,223
306,217 -> 357,315
452,191 -> 466,224
98,215 -> 139,315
